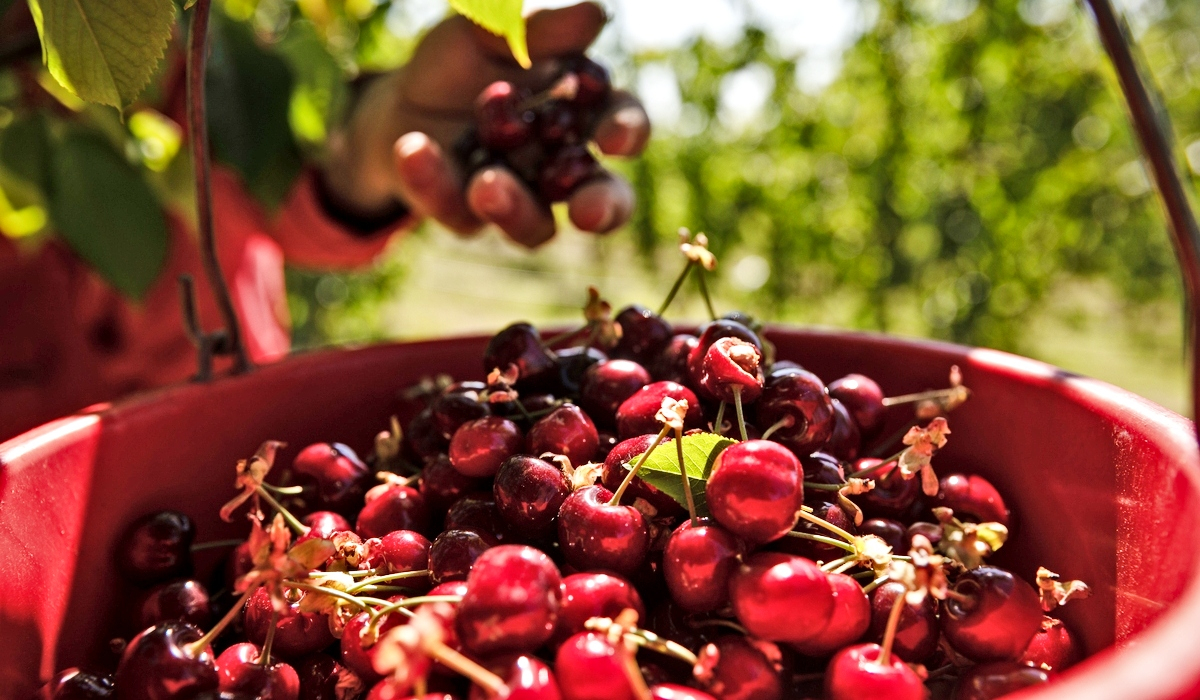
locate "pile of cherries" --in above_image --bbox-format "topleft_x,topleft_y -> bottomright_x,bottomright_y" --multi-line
43,245 -> 1091,700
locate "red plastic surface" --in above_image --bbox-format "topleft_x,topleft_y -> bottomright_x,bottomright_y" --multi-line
1,329 -> 1197,700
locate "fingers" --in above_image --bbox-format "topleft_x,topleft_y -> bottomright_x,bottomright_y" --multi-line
567,174 -> 635,234
525,2 -> 608,59
393,132 -> 482,235
466,167 -> 556,248
593,90 -> 651,157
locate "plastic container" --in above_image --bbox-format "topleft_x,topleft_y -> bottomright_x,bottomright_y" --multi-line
0,329 -> 1197,700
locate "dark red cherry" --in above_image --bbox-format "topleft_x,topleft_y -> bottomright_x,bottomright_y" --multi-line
116,510 -> 195,586
825,643 -> 926,700
341,610 -> 404,685
469,654 -> 562,700
244,587 -> 336,660
601,434 -> 683,518
429,529 -> 493,584
942,566 -> 1043,662
536,99 -> 582,145
484,323 -> 557,390
935,473 -> 1010,527
494,455 -> 572,540
699,337 -> 763,403
476,81 -> 534,150
859,518 -> 907,554
557,484 -> 650,576
857,460 -> 921,517
612,305 -> 673,365
954,661 -> 1050,700
445,493 -> 511,543
697,635 -> 784,700
868,581 -> 939,663
553,572 -> 645,645
357,483 -> 430,538
292,442 -> 369,513
299,511 -> 352,543
800,452 -> 845,486
615,381 -> 702,440
420,454 -> 488,515
457,545 -> 564,656
650,334 -> 698,385
1019,616 -> 1081,671
581,360 -> 652,427
406,408 -> 448,462
564,55 -> 611,107
686,321 -> 763,396
765,361 -> 804,381
729,553 -> 835,644
449,416 -> 524,478
706,440 -> 804,545
216,642 -> 300,700
554,632 -> 635,700
114,621 -> 218,700
295,654 -> 353,700
555,346 -> 608,394
823,400 -> 861,461
789,572 -> 871,657
539,144 -> 599,202
430,381 -> 490,438
755,370 -> 834,456
662,518 -> 741,613
377,530 -> 432,586
528,405 -> 599,466
827,374 -> 886,439
40,669 -> 114,700
136,579 -> 211,630
650,686 -> 716,700
907,520 -> 943,549
777,501 -> 853,561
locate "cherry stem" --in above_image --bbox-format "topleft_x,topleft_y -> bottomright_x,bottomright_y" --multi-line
186,586 -> 255,657
626,628 -> 699,666
882,387 -> 958,407
803,481 -> 844,492
945,588 -> 976,608
368,595 -> 465,625
820,555 -> 856,572
731,385 -> 748,442
283,581 -> 377,611
259,608 -> 278,666
345,570 -> 432,594
657,260 -> 695,316
695,268 -> 718,321
609,424 -> 671,506
622,639 -> 653,700
261,483 -> 305,496
878,588 -> 907,666
796,508 -> 857,544
676,426 -> 698,525
255,487 -> 310,536
848,453 -> 903,479
861,574 -> 889,593
687,618 -> 750,638
190,538 -> 246,552
713,401 -> 727,436
424,638 -> 508,697
760,414 -> 794,441
868,419 -> 919,458
785,531 -> 856,553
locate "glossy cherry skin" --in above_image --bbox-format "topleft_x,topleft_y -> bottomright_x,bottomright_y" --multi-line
429,529 -> 493,584
292,442 -> 370,513
650,334 -> 699,385
555,346 -> 608,394
557,485 -> 650,576
430,382 -> 490,438
601,434 -> 683,518
869,581 -> 939,663
907,521 -> 943,549
449,416 -> 524,478
699,635 -> 784,700
827,374 -> 886,439
295,654 -> 352,700
457,545 -> 564,656
445,493 -> 511,543
299,511 -> 352,542
615,381 -> 702,440
243,587 -> 336,660
935,473 -> 1011,527
706,440 -> 804,545
857,460 -> 921,517
755,370 -> 834,456
357,483 -> 431,539
469,655 -> 562,700
650,686 -> 716,700
376,529 -> 431,588
136,579 -> 211,630
216,643 -> 300,700
859,518 -> 907,554
527,405 -> 599,467
942,566 -> 1043,662
114,621 -> 218,700
729,553 -> 835,644
825,643 -> 927,700
483,323 -> 558,390
565,55 -> 612,106
686,321 -> 763,390
699,337 -> 763,403
40,669 -> 114,700
1019,616 -> 1081,671
420,454 -> 487,515
116,510 -> 195,586
581,360 -> 652,427
406,408 -> 449,462
788,573 -> 871,657
536,98 -> 582,145
953,662 -> 1050,700
538,145 -> 599,202
777,501 -> 854,561
476,81 -> 534,150
662,518 -> 742,613
494,455 -> 572,541
823,399 -> 861,461
554,632 -> 635,700
552,572 -> 645,645
341,610 -> 405,685
800,452 -> 845,486
366,679 -> 451,700
612,305 -> 672,365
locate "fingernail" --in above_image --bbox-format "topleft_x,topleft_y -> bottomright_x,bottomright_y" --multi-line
478,183 -> 514,220
396,134 -> 435,187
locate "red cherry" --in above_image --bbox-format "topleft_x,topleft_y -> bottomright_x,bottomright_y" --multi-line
483,323 -> 557,390
827,374 -> 886,439
729,553 -> 835,644
292,442 -> 370,513
244,587 -> 336,660
856,459 -> 921,517
615,381 -> 702,440
935,473 -> 1011,527
824,643 -> 927,700
859,517 -> 907,553
445,493 -> 511,543
942,566 -> 1043,662
135,579 -> 211,631
299,511 -> 352,543
555,346 -> 608,395
468,654 -> 562,700
114,621 -> 218,700
557,485 -> 650,576
611,305 -> 673,365
116,510 -> 195,586
377,530 -> 432,586
788,572 -> 871,657
699,337 -> 763,403
457,545 -> 564,656
686,321 -> 763,397
564,55 -> 611,107
800,452 -> 846,486
650,334 -> 699,385
1019,616 -> 1081,671
430,382 -> 491,439
869,581 -> 940,664
706,440 -> 804,545
601,434 -> 683,518
662,518 -> 742,613
756,370 -> 834,456
906,521 -> 943,550
527,405 -> 599,467
953,661 -> 1050,700
553,572 -> 645,645
494,455 -> 572,541
539,144 -> 599,202
420,454 -> 488,514
295,653 -> 355,700
406,408 -> 449,462
536,99 -> 583,145
581,360 -> 652,427
429,529 -> 493,584
449,416 -> 524,478
776,501 -> 854,561
650,686 -> 716,700
358,483 -> 430,538
823,399 -> 862,461
697,635 -> 784,700
340,610 -> 404,685
39,669 -> 114,700
554,632 -> 635,700
476,81 -> 534,149
216,642 -> 300,700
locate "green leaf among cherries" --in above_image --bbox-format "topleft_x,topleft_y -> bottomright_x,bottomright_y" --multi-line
449,0 -> 531,69
632,432 -> 735,517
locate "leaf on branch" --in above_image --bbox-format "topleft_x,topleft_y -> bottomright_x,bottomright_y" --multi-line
29,0 -> 175,110
448,0 -> 531,69
631,432 -> 734,515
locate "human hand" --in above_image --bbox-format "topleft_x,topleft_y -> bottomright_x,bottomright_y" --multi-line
322,2 -> 650,247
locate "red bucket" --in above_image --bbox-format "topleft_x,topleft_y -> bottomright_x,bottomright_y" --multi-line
1,329 -> 1197,700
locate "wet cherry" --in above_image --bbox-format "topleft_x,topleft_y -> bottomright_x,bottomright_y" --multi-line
581,360 -> 652,427
601,434 -> 683,518
340,610 -> 404,685
1019,616 -> 1081,671
859,517 -> 908,554
420,454 -> 488,515
935,473 -> 1011,527
697,635 -> 784,700
554,632 -> 635,700
429,382 -> 490,439
615,381 -> 702,440
243,587 -> 336,660
869,581 -> 939,664
611,305 -> 672,365
135,579 -> 211,631
824,643 -> 926,700
827,374 -> 886,439
755,370 -> 835,456
483,323 -> 557,390
953,661 -> 1050,700
553,572 -> 645,645
114,621 -> 217,700
429,529 -> 493,584
494,455 -> 572,541
292,442 -> 370,513
215,642 -> 300,700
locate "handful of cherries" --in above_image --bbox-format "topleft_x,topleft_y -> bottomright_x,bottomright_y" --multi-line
43,239 -> 1092,700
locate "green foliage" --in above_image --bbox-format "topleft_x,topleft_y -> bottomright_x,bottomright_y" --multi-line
448,0 -> 529,68
1,113 -> 51,193
634,432 -> 734,515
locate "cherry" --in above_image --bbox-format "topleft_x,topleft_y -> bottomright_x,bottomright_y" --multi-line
580,359 -> 652,427
827,374 -> 886,439
366,679 -> 450,700
446,494 -> 511,545
429,529 -> 493,584
244,587 -> 336,660
476,81 -> 534,150
755,370 -> 834,456
554,632 -> 635,700
729,553 -> 835,644
1019,616 -> 1081,671
116,510 -> 195,586
449,416 -> 524,478
686,321 -> 763,384
483,323 -> 557,390
114,621 -> 218,700
536,99 -> 583,145
824,643 -> 926,700
555,346 -> 608,394
906,520 -> 943,549
406,408 -> 449,462
601,434 -> 683,518
377,529 -> 432,584
468,654 -> 562,700
421,454 -> 488,515
595,431 -> 618,460
557,484 -> 650,576
616,381 -> 702,440
564,55 -> 611,107
859,517 -> 907,554
295,654 -> 353,700
341,609 -> 405,685
527,405 -> 599,467
494,455 -> 572,541
698,635 -> 784,700
765,361 -> 804,381
953,662 -> 1050,700
935,473 -> 1011,527
942,566 -> 1043,662
856,459 -> 921,517
788,573 -> 871,657
136,579 -> 212,630
216,642 -> 300,700
699,337 -> 763,404
706,440 -> 804,545
800,452 -> 845,486
539,144 -> 599,202
292,442 -> 370,513
611,305 -> 673,365
650,686 -> 716,700
553,572 -> 645,645
430,382 -> 490,438
40,669 -> 114,700
823,399 -> 861,462
650,334 -> 698,385
457,545 -> 564,656
869,581 -> 939,664
778,501 -> 854,561
357,483 -> 430,539
299,511 -> 352,543
662,518 -> 741,613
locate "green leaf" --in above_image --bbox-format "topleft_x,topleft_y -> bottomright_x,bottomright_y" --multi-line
0,113 -> 51,192
48,130 -> 169,298
448,0 -> 530,69
632,433 -> 735,516
28,0 -> 175,109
